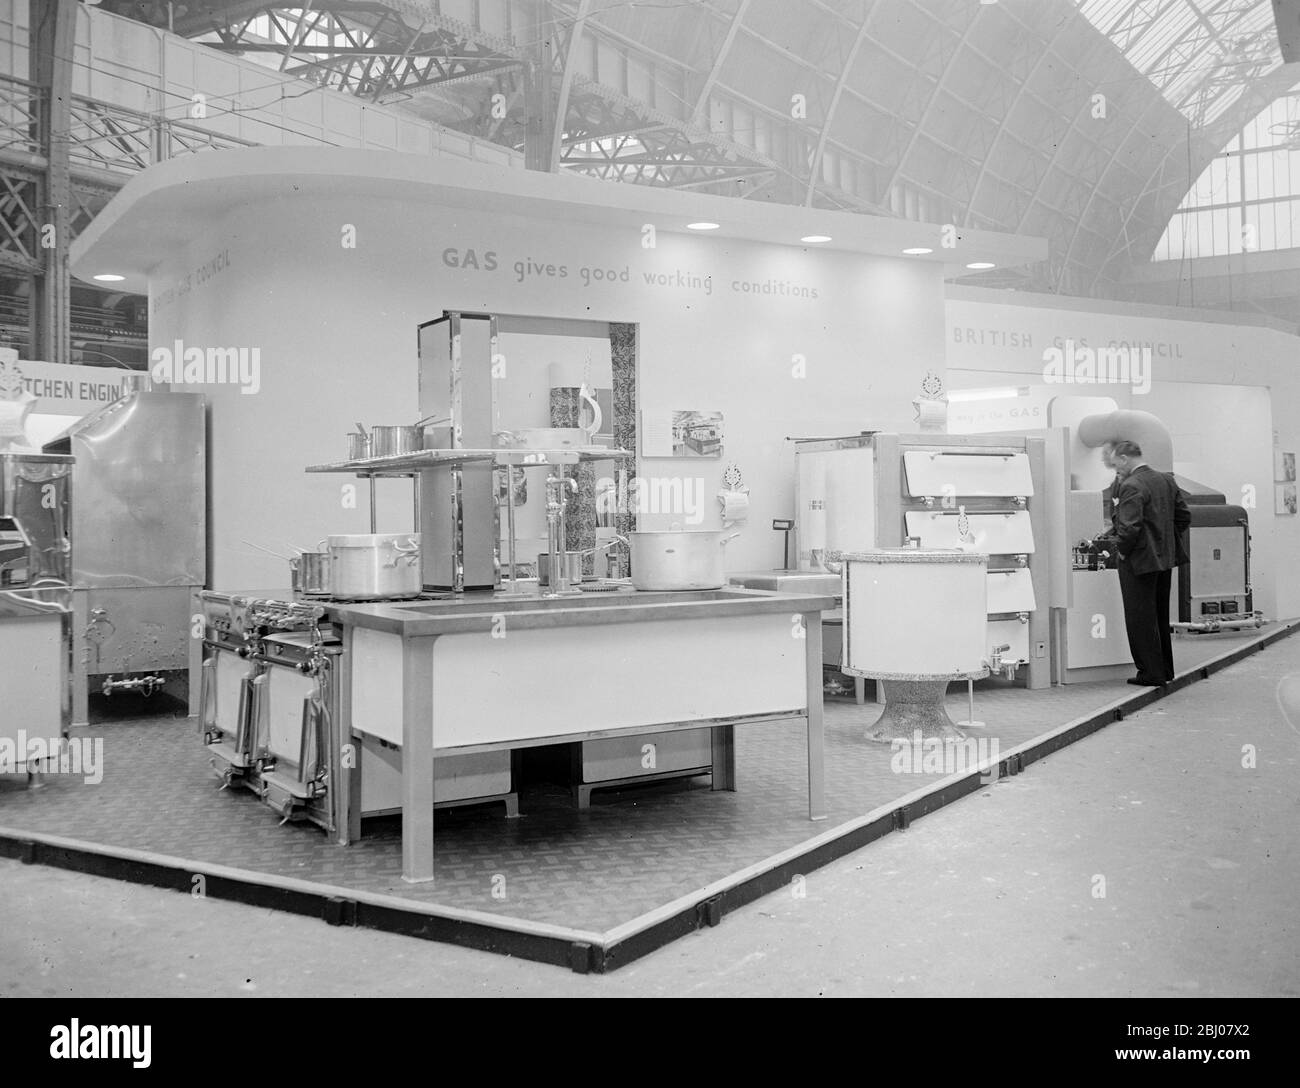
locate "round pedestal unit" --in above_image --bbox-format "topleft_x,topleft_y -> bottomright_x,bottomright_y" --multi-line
840,548 -> 989,740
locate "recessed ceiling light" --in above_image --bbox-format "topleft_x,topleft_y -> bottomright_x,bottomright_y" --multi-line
93,273 -> 126,282
965,262 -> 996,270
801,235 -> 832,243
687,222 -> 720,231
902,247 -> 933,255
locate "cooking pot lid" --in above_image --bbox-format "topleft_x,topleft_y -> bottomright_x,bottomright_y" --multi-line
327,533 -> 422,547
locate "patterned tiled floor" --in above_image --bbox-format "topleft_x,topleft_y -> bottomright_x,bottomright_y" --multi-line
0,633 -> 1263,933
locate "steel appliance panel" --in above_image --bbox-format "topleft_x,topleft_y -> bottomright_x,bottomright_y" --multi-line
1,585 -> 71,771
1065,571 -> 1132,668
0,611 -> 64,741
77,585 -> 193,675
902,451 -> 1034,498
47,392 -> 205,587
428,613 -> 805,749
201,647 -> 255,747
258,665 -> 316,769
904,510 -> 1035,553
987,569 -> 1036,613
1189,526 -> 1247,598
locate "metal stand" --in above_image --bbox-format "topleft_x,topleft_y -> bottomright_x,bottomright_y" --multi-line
956,677 -> 985,729
773,518 -> 795,569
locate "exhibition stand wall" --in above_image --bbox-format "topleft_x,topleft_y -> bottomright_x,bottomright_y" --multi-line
946,286 -> 1300,622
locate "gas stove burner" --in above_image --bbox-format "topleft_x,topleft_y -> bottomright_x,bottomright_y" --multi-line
238,598 -> 325,636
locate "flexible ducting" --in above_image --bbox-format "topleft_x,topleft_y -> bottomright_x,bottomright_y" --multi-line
1076,409 -> 1174,473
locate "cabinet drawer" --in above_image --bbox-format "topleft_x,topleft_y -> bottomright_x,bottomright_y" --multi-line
904,509 -> 1035,554
360,737 -> 512,812
903,451 -> 1033,498
581,729 -> 712,783
987,569 -> 1036,614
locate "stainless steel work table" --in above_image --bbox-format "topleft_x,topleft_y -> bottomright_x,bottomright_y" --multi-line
328,586 -> 833,883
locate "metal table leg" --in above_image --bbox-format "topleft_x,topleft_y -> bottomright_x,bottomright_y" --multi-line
710,725 -> 736,791
805,611 -> 827,821
400,635 -> 436,883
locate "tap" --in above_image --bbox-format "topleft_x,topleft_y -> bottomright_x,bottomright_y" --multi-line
988,643 -> 1017,680
544,474 -> 579,593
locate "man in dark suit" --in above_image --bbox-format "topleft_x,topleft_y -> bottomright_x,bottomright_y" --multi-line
1096,440 -> 1191,686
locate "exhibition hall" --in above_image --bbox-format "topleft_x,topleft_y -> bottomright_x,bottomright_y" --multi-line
1,0 -> 1298,1006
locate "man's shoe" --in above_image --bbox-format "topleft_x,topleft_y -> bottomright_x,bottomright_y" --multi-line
1127,677 -> 1164,686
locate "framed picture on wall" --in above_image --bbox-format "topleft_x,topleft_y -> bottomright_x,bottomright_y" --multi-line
1275,450 -> 1296,483
671,410 -> 724,458
1277,482 -> 1298,516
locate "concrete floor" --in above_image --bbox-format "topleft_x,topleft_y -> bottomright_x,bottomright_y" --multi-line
3,633 -> 1298,997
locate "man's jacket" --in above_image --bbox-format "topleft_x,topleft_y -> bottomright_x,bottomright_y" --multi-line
1109,464 -> 1192,574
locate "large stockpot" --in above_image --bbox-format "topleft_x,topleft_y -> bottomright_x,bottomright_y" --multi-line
327,533 -> 421,599
627,530 -> 737,591
368,426 -> 421,458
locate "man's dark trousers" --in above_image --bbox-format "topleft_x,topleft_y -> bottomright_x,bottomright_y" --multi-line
1118,564 -> 1174,682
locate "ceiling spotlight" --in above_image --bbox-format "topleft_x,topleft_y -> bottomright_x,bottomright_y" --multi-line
801,235 -> 832,243
687,222 -> 720,230
902,247 -> 933,255
965,262 -> 996,270
93,273 -> 126,282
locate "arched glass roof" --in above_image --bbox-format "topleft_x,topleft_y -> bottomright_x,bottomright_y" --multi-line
1077,0 -> 1283,124
1153,82 -> 1300,259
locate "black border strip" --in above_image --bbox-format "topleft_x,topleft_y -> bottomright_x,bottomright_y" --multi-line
594,620 -> 1299,972
2,621 -> 1295,975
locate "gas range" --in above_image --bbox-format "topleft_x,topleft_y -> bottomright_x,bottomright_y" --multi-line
198,589 -> 327,642
199,589 -> 451,640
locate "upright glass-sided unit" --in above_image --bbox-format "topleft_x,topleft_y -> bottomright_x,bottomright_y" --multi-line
0,451 -> 74,778
45,390 -> 206,724
417,312 -> 499,591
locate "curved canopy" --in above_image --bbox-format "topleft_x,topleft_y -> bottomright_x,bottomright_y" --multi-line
97,0 -> 1300,298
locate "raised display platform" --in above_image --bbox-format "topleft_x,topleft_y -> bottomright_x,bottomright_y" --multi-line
1,622 -> 1293,972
